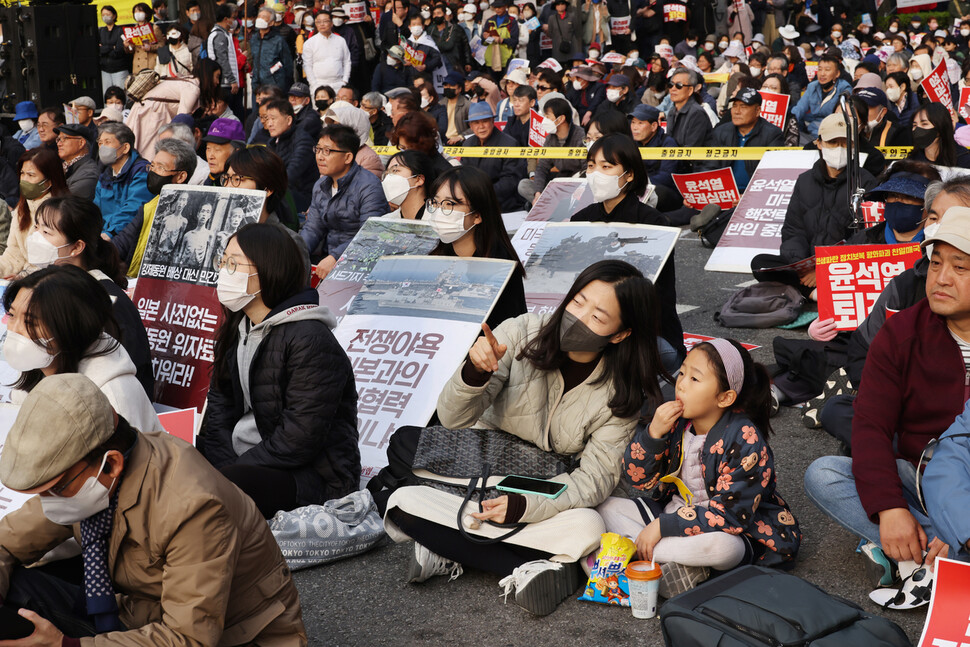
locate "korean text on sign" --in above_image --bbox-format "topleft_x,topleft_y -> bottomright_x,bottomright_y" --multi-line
672,168 -> 741,210
815,243 -> 923,330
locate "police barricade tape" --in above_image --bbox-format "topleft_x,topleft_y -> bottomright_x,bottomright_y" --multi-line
370,146 -> 914,160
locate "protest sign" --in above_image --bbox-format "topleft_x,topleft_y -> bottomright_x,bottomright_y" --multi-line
539,32 -> 552,50
521,222 -> 678,313
663,3 -> 686,21
921,59 -> 955,119
507,58 -> 529,75
917,558 -> 970,647
337,256 -> 516,477
345,1 -> 367,22
861,201 -> 885,227
0,405 -> 34,522
134,185 -> 264,411
537,57 -> 562,72
960,87 -> 970,120
758,91 -> 790,130
470,34 -> 486,65
816,243 -> 923,330
157,408 -> 198,445
528,108 -> 545,147
511,221 -> 547,264
600,52 -> 627,64
398,35 -> 427,66
684,333 -> 759,352
318,218 -> 439,321
608,16 -> 630,35
706,150 -> 826,273
123,23 -> 157,47
655,43 -> 675,63
672,168 -> 741,210
524,178 -> 595,223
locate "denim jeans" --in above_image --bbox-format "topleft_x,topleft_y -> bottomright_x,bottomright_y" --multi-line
101,70 -> 129,95
803,455 -> 937,548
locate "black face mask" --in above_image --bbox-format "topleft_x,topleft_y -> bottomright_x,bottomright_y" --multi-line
558,310 -> 613,353
912,126 -> 938,149
475,86 -> 487,97
433,15 -> 444,24
443,88 -> 458,99
147,170 -> 175,196
167,37 -> 180,46
316,99 -> 331,111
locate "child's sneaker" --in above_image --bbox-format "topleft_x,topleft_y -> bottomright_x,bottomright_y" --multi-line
498,559 -> 581,616
869,560 -> 933,610
407,542 -> 463,583
857,540 -> 896,588
658,562 -> 710,598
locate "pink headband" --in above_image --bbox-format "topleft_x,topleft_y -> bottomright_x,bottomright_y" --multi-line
707,338 -> 745,395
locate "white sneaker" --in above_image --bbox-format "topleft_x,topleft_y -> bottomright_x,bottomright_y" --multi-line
406,542 -> 463,583
498,559 -> 580,616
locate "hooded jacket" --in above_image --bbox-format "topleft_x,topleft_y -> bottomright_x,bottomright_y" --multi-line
779,158 -> 876,262
791,76 -> 852,138
94,152 -> 153,236
203,289 -> 361,506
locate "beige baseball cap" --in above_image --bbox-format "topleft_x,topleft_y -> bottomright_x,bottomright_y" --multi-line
817,113 -> 848,142
922,206 -> 970,257
0,374 -> 115,492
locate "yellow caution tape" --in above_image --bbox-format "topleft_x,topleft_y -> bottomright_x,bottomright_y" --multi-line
371,145 -> 913,160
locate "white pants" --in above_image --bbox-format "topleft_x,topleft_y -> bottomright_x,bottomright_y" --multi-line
596,496 -> 747,571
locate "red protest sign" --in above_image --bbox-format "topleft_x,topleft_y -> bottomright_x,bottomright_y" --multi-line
758,91 -> 790,130
959,87 -> 970,120
663,3 -> 686,21
608,16 -> 630,35
672,168 -> 741,210
917,558 -> 970,647
921,59 -> 955,119
816,243 -> 923,330
528,108 -> 545,147
861,201 -> 885,227
123,23 -> 157,47
157,408 -> 198,445
398,35 -> 427,66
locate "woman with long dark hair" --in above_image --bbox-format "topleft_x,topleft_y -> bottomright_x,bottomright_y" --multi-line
381,260 -> 668,616
381,150 -> 437,220
426,166 -> 526,329
571,134 -> 684,359
28,196 -> 154,397
0,148 -> 69,278
907,103 -> 970,168
2,264 -> 159,431
201,223 -> 360,518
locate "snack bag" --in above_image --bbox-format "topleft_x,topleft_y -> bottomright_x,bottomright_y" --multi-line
578,532 -> 636,606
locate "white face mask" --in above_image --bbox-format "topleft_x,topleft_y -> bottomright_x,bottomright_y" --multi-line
572,79 -> 584,91
718,41 -> 728,50
305,20 -> 314,29
255,17 -> 269,29
216,267 -> 259,311
293,103 -> 305,114
420,95 -> 431,108
458,12 -> 467,21
3,330 -> 55,372
102,14 -> 115,24
886,86 -> 902,102
421,9 -> 431,18
831,31 -> 841,39
387,56 -> 399,66
962,29 -> 970,37
333,17 -> 344,26
26,231 -> 72,268
821,146 -> 847,170
426,202 -> 476,243
867,118 -> 881,131
134,11 -> 147,21
750,66 -> 762,77
909,68 -> 924,82
704,42 -> 714,51
18,119 -> 34,132
275,12 -> 284,21
686,40 -> 697,48
382,173 -> 414,205
606,88 -> 622,102
588,49 -> 599,60
889,26 -> 898,33
587,171 -> 628,202
540,116 -> 558,134
410,25 -> 424,38
383,101 -> 394,117
189,11 -> 201,20
40,453 -> 116,525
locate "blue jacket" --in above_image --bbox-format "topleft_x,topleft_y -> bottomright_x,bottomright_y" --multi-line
922,399 -> 970,558
249,28 -> 293,89
791,78 -> 852,138
94,152 -> 152,236
641,127 -> 679,190
300,163 -> 390,259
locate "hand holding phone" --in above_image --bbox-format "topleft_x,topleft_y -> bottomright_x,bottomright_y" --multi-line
496,475 -> 568,499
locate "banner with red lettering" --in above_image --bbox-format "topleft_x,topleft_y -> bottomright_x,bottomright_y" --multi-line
398,35 -> 427,66
918,558 -> 970,647
600,52 -> 627,64
815,243 -> 923,330
123,23 -> 157,46
959,87 -> 970,121
663,3 -> 686,21
672,168 -> 741,210
528,108 -> 545,147
608,16 -> 630,35
134,185 -> 264,411
334,256 -> 515,478
345,1 -> 367,22
861,201 -> 885,227
758,91 -> 790,130
921,59 -> 955,119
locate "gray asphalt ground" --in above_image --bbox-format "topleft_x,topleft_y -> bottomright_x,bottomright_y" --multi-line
294,229 -> 926,646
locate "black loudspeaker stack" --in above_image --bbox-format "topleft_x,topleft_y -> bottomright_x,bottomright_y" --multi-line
0,4 -> 102,113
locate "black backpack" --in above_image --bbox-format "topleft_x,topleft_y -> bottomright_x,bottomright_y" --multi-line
715,282 -> 806,328
660,566 -> 912,647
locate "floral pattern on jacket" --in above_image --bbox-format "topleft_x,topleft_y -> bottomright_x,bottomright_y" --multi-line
622,410 -> 801,567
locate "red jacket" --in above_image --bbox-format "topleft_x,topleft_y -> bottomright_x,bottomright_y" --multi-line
852,298 -> 968,521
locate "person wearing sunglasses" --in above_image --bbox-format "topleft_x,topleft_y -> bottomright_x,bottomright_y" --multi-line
664,68 -> 713,167
200,223 -> 360,519
302,124 -> 389,281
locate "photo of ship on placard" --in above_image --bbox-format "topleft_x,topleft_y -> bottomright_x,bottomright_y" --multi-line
349,256 -> 516,323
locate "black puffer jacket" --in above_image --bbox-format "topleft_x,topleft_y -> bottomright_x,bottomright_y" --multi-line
202,288 -> 360,506
461,128 -> 526,212
779,159 -> 876,262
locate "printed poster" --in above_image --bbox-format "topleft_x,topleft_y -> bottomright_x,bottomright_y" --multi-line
608,17 -> 630,35
528,108 -> 545,147
521,222 -> 678,313
600,52 -> 628,64
512,179 -> 596,261
317,218 -> 439,321
921,59 -> 955,120
758,91 -> 790,130
123,23 -> 157,47
918,558 -> 970,647
959,87 -> 970,120
705,151 -> 829,273
134,185 -> 264,411
672,168 -> 742,210
815,243 -> 923,330
336,256 -> 516,477
861,201 -> 885,226
663,3 -> 686,21
398,35 -> 427,66
344,1 -> 367,22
